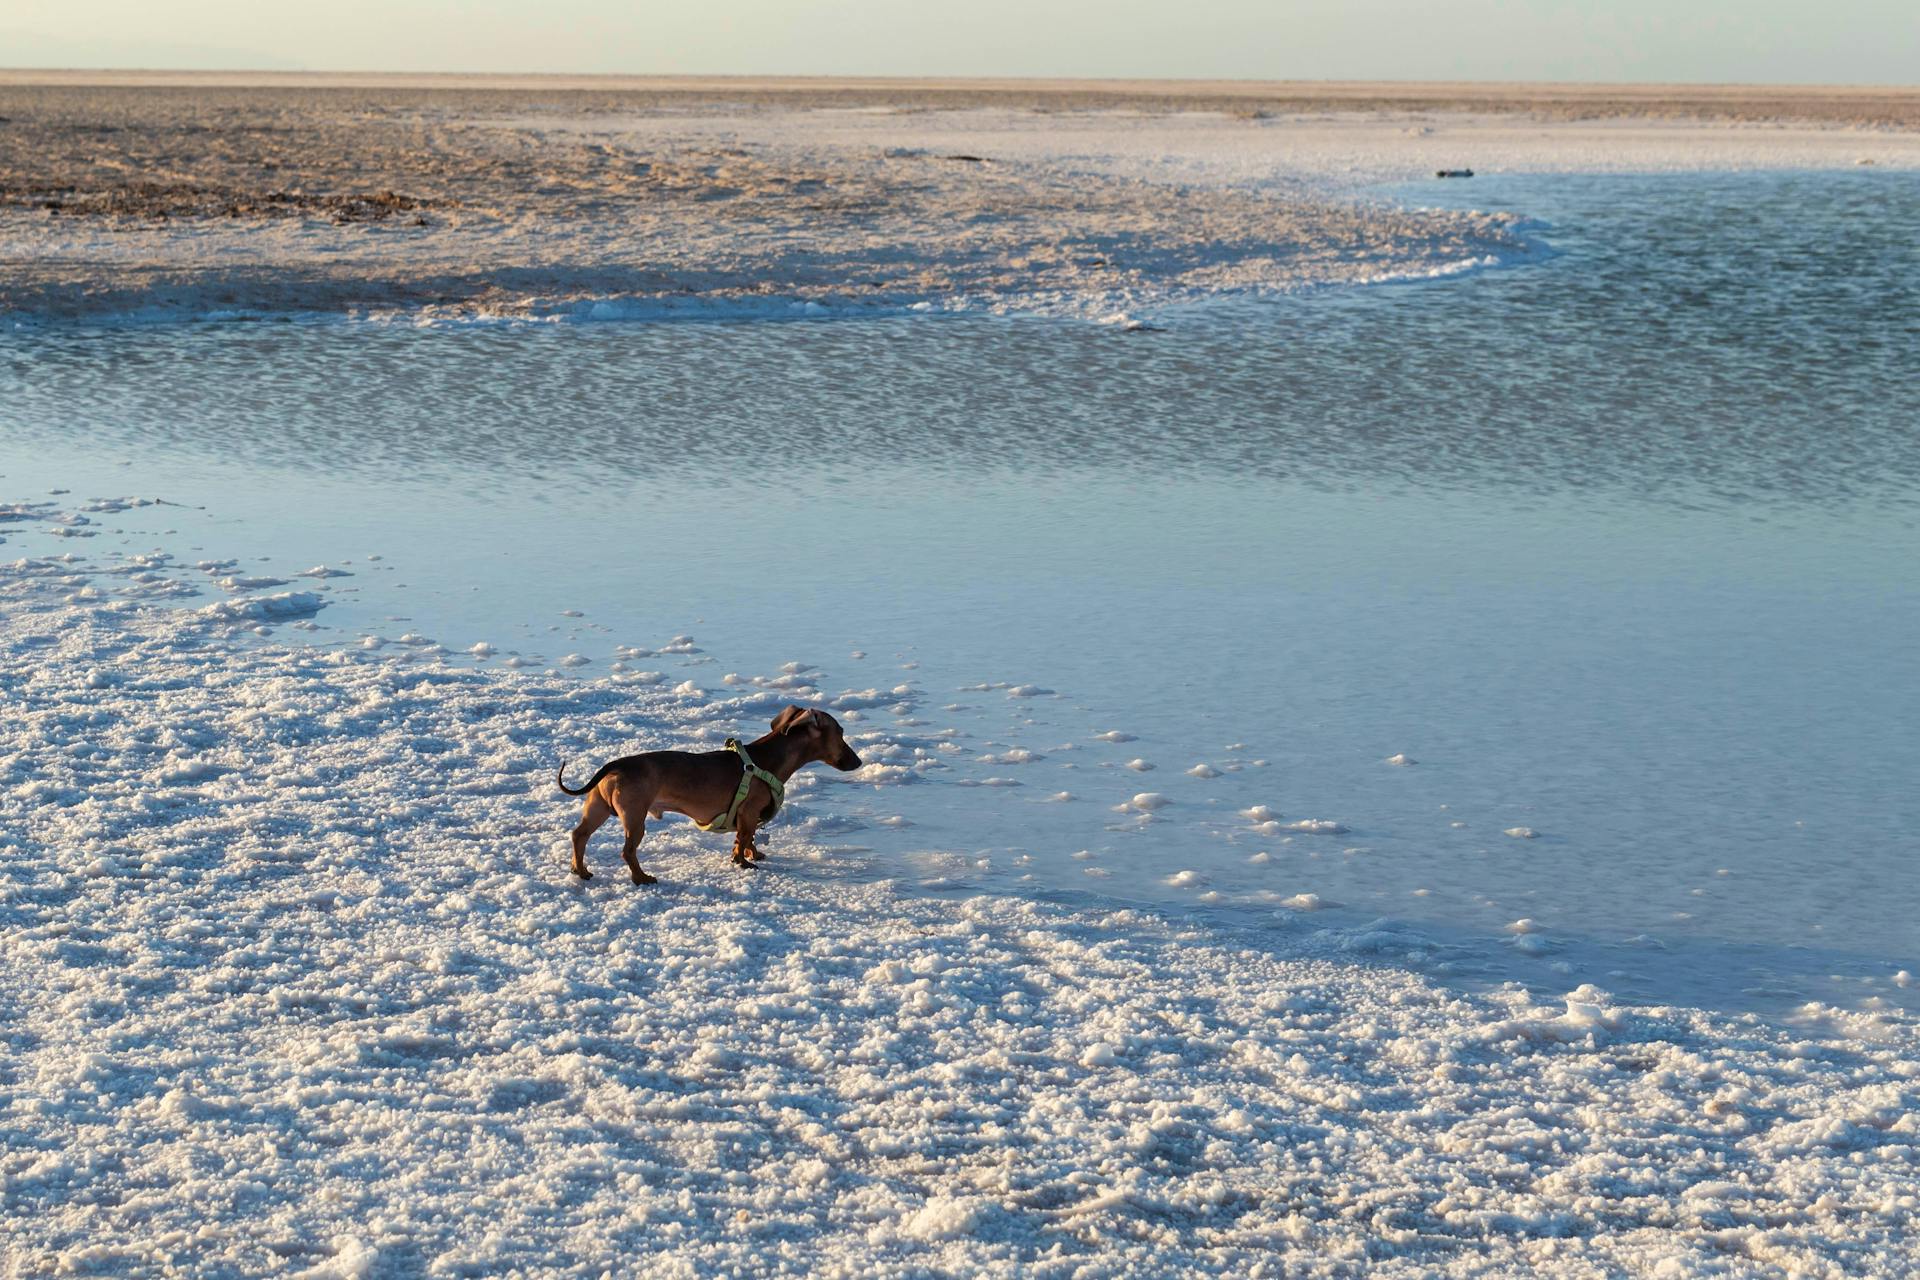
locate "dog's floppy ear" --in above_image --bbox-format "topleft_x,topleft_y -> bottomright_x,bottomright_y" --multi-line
769,705 -> 810,734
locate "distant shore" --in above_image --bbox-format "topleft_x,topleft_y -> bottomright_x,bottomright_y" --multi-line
3,69 -> 1917,127
4,76 -> 1916,324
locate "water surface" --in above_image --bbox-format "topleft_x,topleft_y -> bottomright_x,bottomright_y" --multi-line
5,169 -> 1916,1016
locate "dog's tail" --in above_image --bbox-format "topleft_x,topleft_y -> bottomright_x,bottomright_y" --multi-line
556,758 -> 615,797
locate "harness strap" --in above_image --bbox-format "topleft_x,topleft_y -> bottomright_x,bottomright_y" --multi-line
693,738 -> 785,833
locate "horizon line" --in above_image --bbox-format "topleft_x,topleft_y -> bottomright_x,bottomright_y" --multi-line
2,69 -> 1916,94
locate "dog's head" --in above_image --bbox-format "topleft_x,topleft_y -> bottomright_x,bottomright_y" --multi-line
770,705 -> 862,770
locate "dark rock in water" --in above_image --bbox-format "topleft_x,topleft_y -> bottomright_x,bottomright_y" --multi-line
1122,322 -> 1166,334
1436,168 -> 1475,179
943,154 -> 986,163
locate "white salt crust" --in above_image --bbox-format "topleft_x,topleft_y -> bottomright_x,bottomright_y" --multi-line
2,547 -> 1917,1277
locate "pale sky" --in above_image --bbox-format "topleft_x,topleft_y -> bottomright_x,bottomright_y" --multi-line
3,0 -> 1914,84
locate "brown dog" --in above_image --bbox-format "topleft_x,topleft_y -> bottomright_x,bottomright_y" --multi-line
556,705 -> 863,884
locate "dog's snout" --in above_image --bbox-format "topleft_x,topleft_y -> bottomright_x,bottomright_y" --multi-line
838,749 -> 863,771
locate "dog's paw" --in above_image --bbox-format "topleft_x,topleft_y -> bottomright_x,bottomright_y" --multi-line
571,866 -> 593,880
632,870 -> 657,885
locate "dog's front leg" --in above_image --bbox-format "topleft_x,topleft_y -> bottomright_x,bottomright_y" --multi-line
732,817 -> 759,868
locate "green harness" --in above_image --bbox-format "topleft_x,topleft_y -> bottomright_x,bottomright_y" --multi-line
694,738 -> 785,833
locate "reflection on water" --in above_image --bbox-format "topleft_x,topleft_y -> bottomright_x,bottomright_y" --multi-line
3,170 -> 1917,1016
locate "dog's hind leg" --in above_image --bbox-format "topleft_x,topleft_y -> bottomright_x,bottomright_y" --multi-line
611,795 -> 658,886
571,792 -> 612,879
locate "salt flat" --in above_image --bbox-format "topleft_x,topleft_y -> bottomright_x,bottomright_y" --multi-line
5,78 -> 1920,1278
2,520 -> 1916,1277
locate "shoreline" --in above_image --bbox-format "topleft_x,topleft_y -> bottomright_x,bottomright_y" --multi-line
1,483 -> 1913,1020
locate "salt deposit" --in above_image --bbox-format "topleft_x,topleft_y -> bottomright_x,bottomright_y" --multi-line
8,78 -> 1916,327
0,87 -> 1522,325
6,533 -> 1917,1274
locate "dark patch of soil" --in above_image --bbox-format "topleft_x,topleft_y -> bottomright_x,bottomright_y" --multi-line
2,182 -> 445,223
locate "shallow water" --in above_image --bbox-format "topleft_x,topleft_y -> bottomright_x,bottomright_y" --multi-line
4,169 -> 1917,1016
